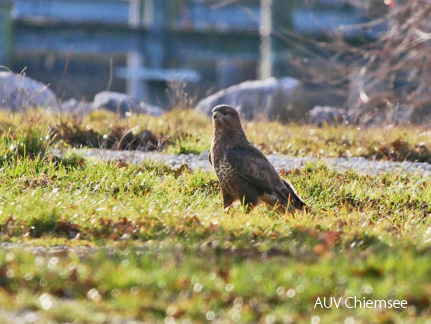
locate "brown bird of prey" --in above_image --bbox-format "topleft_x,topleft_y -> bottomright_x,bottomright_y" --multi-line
209,104 -> 306,211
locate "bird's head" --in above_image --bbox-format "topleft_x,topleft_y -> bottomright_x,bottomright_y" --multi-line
212,105 -> 242,131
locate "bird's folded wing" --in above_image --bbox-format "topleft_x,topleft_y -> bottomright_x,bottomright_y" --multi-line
226,146 -> 282,194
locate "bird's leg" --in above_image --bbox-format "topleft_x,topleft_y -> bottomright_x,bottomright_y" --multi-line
241,203 -> 255,214
241,195 -> 258,214
222,189 -> 235,209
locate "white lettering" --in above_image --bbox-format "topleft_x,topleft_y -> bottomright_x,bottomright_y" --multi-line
375,300 -> 387,308
315,297 -> 407,309
333,297 -> 343,308
345,297 -> 354,308
323,297 -> 332,308
314,297 -> 323,308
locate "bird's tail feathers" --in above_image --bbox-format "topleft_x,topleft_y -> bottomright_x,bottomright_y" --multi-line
279,180 -> 306,210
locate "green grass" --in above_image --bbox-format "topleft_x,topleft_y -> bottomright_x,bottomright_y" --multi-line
0,110 -> 430,323
1,109 -> 430,161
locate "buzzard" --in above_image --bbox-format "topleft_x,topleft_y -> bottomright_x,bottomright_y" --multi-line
209,104 -> 306,212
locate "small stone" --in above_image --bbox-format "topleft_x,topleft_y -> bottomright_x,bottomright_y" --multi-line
61,99 -> 95,116
93,91 -> 141,115
137,130 -> 158,151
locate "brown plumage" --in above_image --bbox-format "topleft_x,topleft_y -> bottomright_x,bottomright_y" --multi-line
209,104 -> 306,212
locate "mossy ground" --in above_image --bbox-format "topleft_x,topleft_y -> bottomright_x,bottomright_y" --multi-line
0,110 -> 430,323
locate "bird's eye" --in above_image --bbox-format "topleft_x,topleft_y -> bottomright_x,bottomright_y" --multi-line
222,112 -> 229,116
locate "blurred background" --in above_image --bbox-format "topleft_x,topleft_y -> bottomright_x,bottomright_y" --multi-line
1,0 -> 429,124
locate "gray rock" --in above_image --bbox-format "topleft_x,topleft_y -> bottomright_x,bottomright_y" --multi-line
61,98 -> 95,116
139,102 -> 164,116
93,91 -> 141,115
93,91 -> 165,117
0,71 -> 59,112
195,77 -> 308,122
308,106 -> 347,126
137,130 -> 158,151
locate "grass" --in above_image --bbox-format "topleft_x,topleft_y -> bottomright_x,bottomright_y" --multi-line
0,110 -> 430,323
1,109 -> 430,161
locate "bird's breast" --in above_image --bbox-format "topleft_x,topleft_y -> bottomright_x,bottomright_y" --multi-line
214,156 -> 233,178
211,138 -> 239,194
213,156 -> 237,190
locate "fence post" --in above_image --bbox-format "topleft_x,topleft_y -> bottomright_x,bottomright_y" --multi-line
127,0 -> 145,100
259,0 -> 296,79
259,0 -> 272,80
126,0 -> 167,102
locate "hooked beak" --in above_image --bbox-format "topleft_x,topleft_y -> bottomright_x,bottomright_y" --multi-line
213,111 -> 221,120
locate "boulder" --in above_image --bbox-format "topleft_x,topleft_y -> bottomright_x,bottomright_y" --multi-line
195,77 -> 308,122
93,91 -> 141,115
93,91 -> 165,116
308,106 -> 348,126
61,99 -> 95,116
0,71 -> 59,112
139,102 -> 165,117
